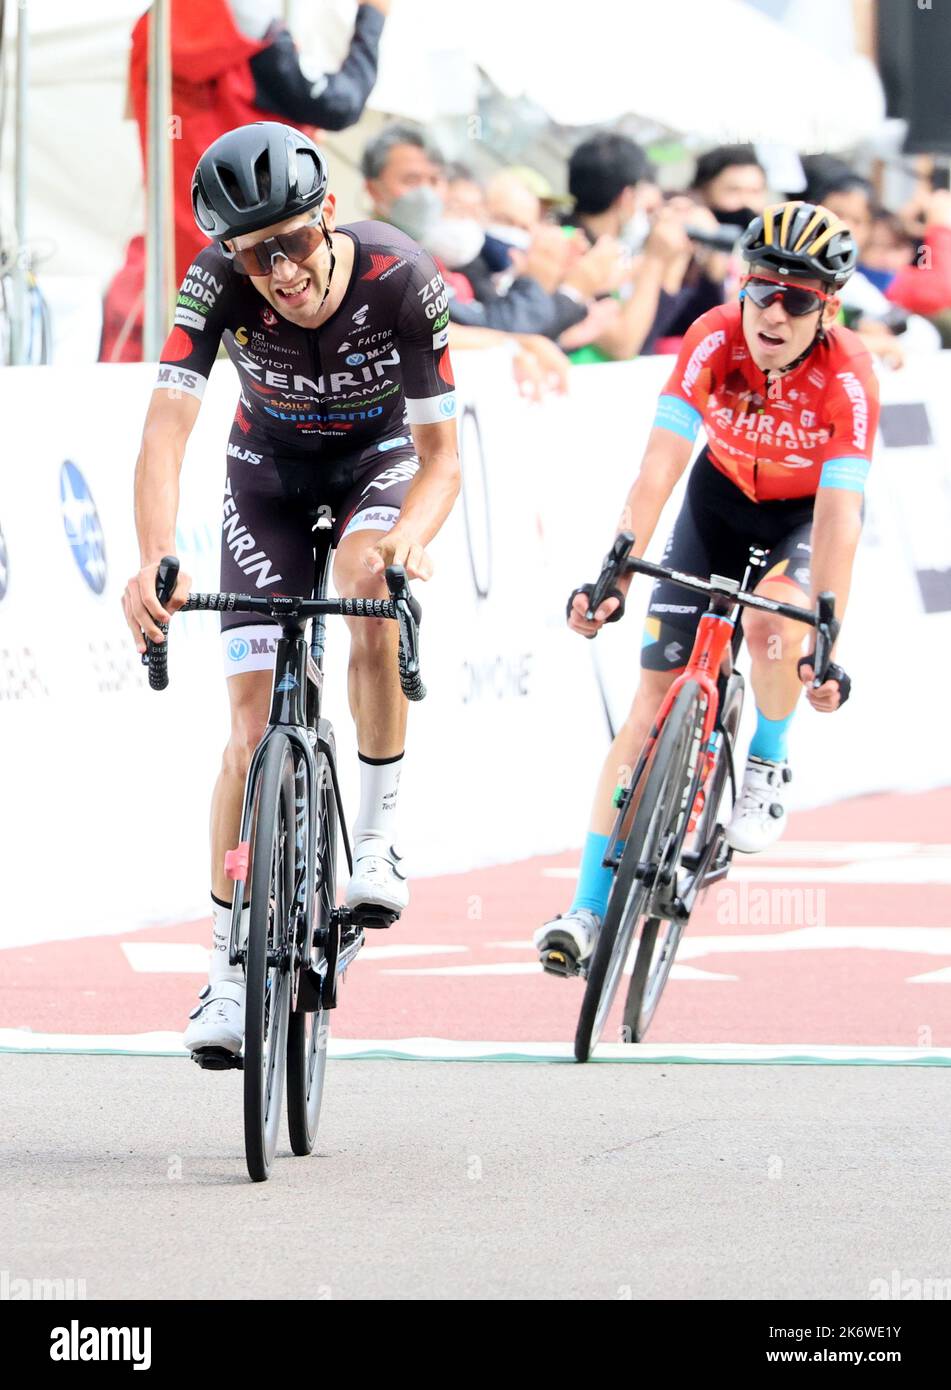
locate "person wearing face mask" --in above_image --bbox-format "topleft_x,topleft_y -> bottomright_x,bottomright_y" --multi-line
363,128 -> 593,340
630,145 -> 768,356
558,132 -> 693,363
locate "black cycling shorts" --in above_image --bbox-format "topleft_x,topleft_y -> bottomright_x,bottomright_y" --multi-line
641,448 -> 814,672
220,423 -> 419,675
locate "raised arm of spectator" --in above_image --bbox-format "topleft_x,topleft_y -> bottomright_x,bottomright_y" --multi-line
585,208 -> 691,361
250,0 -> 387,131
886,190 -> 951,319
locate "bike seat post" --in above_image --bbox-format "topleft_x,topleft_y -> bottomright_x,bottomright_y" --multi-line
310,516 -> 335,670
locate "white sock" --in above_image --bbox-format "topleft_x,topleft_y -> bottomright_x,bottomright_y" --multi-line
352,751 -> 404,853
210,896 -> 249,985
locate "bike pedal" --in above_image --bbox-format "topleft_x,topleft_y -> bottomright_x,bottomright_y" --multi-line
350,906 -> 399,930
540,947 -> 581,979
190,1046 -> 243,1071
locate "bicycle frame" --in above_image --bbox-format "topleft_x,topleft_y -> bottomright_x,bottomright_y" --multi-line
225,524 -> 353,993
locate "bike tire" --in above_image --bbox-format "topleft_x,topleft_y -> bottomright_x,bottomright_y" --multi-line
623,681 -> 727,1041
574,681 -> 704,1062
244,734 -> 295,1183
287,721 -> 338,1157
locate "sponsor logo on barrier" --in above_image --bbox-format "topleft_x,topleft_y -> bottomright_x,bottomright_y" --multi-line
0,522 -> 8,601
461,652 -> 532,703
460,402 -> 491,600
88,637 -> 147,694
60,461 -> 107,595
0,645 -> 48,700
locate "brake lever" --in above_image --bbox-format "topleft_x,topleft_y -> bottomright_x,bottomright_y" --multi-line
585,530 -> 636,621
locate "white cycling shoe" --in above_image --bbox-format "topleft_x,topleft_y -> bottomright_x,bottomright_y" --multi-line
183,980 -> 245,1057
534,908 -> 602,978
344,840 -> 409,921
725,756 -> 792,854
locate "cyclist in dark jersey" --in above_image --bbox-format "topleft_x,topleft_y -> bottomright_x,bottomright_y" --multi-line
121,123 -> 460,1057
536,201 -> 878,976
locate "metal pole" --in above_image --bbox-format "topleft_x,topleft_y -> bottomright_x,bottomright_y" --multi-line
12,0 -> 28,365
143,0 -> 172,361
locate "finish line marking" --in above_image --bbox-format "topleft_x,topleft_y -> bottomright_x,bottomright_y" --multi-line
1,1030 -> 949,1066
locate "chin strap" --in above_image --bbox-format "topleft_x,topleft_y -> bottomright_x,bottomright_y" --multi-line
314,220 -> 336,314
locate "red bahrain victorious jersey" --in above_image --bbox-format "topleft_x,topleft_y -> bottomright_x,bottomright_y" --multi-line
154,220 -> 456,451
655,300 -> 879,501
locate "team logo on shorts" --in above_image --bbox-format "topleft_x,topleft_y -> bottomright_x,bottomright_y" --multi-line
228,637 -> 250,662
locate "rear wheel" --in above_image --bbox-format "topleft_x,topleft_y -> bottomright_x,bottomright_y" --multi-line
574,682 -> 704,1062
287,721 -> 338,1157
244,734 -> 295,1182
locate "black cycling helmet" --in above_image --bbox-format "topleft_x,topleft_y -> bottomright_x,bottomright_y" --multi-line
738,200 -> 857,289
192,122 -> 329,241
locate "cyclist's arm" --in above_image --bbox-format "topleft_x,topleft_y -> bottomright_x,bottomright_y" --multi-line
809,348 -> 880,638
612,428 -> 695,595
125,251 -> 226,642
370,253 -> 461,576
134,389 -> 201,567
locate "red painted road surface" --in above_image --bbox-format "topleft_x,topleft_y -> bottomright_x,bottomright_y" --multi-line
4,788 -> 949,1047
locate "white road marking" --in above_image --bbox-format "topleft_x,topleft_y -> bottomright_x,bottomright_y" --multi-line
2,1029 -> 950,1066
679,926 -> 951,960
357,943 -> 468,962
382,960 -> 735,981
907,966 -> 951,984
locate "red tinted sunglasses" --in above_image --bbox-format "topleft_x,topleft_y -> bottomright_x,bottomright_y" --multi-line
742,274 -> 834,317
223,215 -> 327,277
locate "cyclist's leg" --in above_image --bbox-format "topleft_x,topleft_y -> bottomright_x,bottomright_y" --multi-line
726,518 -> 813,852
211,443 -> 325,952
563,462 -> 733,929
331,444 -> 419,909
743,524 -> 813,758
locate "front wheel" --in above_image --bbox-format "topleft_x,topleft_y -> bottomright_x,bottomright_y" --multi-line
574,681 -> 705,1062
287,721 -> 337,1157
244,734 -> 295,1183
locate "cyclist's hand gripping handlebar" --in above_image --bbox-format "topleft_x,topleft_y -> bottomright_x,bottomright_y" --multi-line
385,565 -> 427,702
143,555 -> 179,691
567,530 -> 635,635
797,591 -> 851,706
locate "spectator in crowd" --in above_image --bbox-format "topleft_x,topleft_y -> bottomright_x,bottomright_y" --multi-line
690,143 -> 767,229
361,124 -> 608,342
100,0 -> 388,361
806,166 -> 944,361
558,132 -> 693,362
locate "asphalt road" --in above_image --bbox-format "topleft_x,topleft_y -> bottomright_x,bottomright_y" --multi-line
2,1055 -> 948,1301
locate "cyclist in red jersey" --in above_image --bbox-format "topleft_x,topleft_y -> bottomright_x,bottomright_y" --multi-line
537,201 -> 877,975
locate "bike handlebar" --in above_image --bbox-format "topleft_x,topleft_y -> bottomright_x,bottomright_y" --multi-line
582,531 -> 841,685
143,556 -> 427,701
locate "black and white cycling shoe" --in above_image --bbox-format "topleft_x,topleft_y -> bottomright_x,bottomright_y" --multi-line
533,909 -> 602,977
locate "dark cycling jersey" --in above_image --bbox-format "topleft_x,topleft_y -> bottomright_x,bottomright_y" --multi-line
654,299 -> 879,502
155,219 -> 456,449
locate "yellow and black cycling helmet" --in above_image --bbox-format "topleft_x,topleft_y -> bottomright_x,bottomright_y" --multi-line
738,201 -> 857,290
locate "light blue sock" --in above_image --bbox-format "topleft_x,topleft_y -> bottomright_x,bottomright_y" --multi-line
570,832 -> 615,918
749,707 -> 795,763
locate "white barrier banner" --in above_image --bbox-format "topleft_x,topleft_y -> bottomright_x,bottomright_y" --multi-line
1,352 -> 949,943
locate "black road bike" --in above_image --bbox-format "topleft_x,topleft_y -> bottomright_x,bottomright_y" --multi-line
569,532 -> 839,1062
146,522 -> 425,1180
